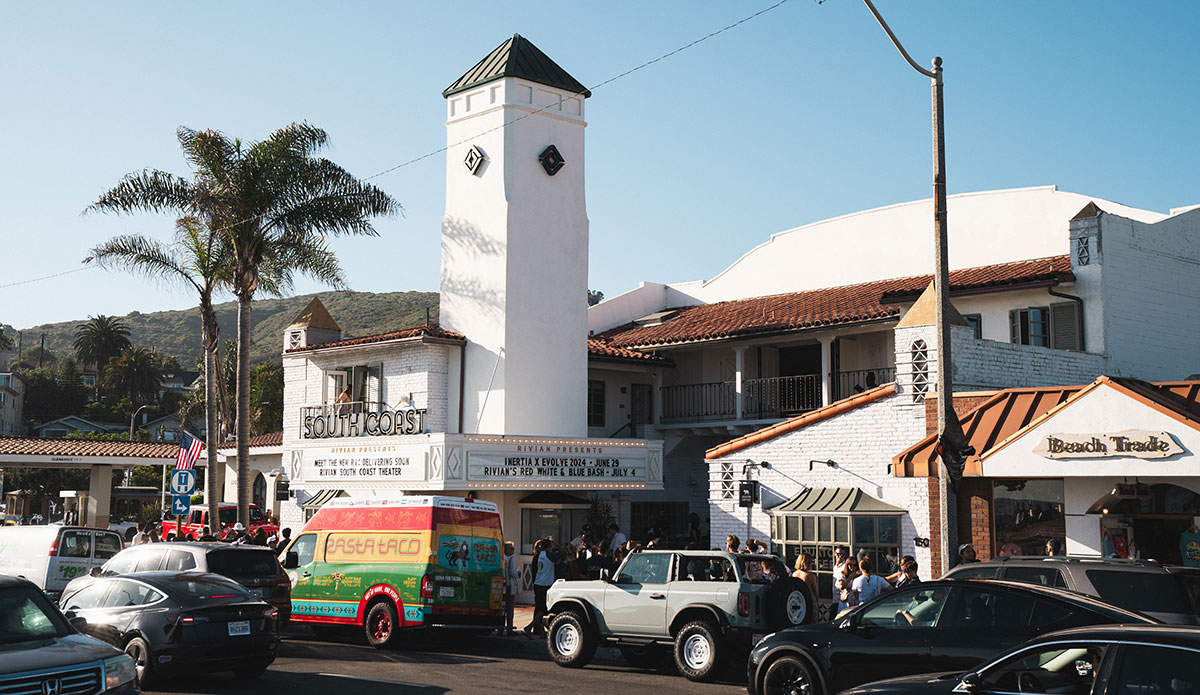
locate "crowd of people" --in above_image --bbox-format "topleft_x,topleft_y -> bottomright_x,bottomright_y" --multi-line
128,509 -> 294,556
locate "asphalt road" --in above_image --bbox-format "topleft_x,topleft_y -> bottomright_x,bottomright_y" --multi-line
142,625 -> 748,695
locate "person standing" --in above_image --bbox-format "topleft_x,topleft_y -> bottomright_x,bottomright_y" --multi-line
896,558 -> 921,587
524,538 -> 564,638
1045,538 -> 1062,556
832,545 -> 849,600
131,523 -> 148,546
726,535 -> 741,554
852,556 -> 890,604
837,558 -> 860,617
956,543 -> 979,566
606,523 -> 627,558
503,541 -> 519,634
276,528 -> 292,556
792,553 -> 819,599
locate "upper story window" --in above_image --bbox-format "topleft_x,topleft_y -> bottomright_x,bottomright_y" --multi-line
288,331 -> 302,350
323,364 -> 383,410
1009,302 -> 1080,351
962,314 -> 982,339
910,339 -> 929,403
587,380 -> 605,428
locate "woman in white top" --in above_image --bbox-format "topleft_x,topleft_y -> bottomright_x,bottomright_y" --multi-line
503,541 -> 519,633
851,556 -> 890,605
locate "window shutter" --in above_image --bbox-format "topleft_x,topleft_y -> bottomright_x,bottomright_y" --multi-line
1050,302 -> 1080,351
1009,310 -> 1020,344
366,363 -> 383,410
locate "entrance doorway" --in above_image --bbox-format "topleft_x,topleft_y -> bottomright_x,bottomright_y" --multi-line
1131,517 -> 1190,564
1088,483 -> 1200,564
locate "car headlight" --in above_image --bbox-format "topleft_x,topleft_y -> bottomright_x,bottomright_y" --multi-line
103,655 -> 136,690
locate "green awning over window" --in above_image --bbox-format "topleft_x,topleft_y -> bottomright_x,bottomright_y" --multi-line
769,487 -> 905,515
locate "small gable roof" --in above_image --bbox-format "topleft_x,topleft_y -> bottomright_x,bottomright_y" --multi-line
770,487 -> 905,514
443,34 -> 590,98
288,297 -> 342,331
893,376 -> 1200,477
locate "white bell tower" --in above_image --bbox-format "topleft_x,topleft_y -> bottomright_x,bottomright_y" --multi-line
440,35 -> 590,436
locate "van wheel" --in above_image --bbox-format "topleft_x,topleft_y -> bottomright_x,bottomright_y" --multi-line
124,636 -> 156,689
364,601 -> 399,648
547,611 -> 596,668
673,621 -> 721,682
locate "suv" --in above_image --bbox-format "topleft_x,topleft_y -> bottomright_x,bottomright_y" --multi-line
160,504 -> 278,540
943,556 -> 1199,624
0,575 -> 138,694
544,550 -> 815,682
65,542 -> 291,623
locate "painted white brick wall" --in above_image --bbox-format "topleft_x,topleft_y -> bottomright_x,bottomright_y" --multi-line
708,393 -> 931,572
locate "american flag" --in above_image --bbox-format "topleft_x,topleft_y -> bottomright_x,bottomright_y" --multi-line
175,431 -> 204,471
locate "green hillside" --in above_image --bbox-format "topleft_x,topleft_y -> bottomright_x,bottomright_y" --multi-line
8,291 -> 440,368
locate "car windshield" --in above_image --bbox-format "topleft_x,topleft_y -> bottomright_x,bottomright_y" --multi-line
1085,570 -> 1191,615
206,550 -> 279,578
158,575 -> 257,602
0,586 -> 69,644
217,507 -> 265,524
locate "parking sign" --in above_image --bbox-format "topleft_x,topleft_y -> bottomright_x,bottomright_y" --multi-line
170,469 -> 196,496
172,494 -> 191,516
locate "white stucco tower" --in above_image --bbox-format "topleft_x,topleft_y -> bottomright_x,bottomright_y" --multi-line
440,35 -> 590,437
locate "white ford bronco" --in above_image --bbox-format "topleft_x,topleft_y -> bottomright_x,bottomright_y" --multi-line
544,549 -> 815,682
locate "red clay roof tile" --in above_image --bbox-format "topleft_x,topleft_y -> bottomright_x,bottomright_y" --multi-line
0,437 -> 179,459
285,325 -> 465,353
218,431 -> 283,450
602,255 -> 1072,349
587,339 -> 673,365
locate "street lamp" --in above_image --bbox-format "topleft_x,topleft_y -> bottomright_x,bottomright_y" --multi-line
127,404 -> 150,486
858,0 -> 970,575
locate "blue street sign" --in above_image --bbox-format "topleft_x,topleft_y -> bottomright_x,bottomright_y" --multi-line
171,495 -> 191,516
170,469 -> 196,496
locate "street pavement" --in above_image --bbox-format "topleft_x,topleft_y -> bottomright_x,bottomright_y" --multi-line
142,608 -> 747,694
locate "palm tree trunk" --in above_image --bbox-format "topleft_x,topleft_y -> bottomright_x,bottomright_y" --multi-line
202,304 -> 221,536
236,293 -> 252,527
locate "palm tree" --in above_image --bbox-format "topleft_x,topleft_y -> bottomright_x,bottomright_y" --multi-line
85,218 -> 232,535
73,315 -> 132,389
89,123 -> 394,525
103,346 -> 164,404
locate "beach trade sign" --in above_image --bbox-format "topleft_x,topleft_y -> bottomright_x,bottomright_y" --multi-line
1034,429 -> 1184,460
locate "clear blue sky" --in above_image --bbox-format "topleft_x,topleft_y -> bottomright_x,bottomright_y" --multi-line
3,1 -> 1197,331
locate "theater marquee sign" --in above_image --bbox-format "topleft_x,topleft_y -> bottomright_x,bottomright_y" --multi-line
1033,429 -> 1184,460
290,434 -> 664,489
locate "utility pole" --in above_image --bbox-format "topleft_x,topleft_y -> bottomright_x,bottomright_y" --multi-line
860,0 -> 956,575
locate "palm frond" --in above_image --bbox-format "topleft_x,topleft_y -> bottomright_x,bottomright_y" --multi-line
86,234 -> 202,294
86,170 -> 194,216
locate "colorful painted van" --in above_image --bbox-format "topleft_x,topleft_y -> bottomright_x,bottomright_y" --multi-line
281,496 -> 505,647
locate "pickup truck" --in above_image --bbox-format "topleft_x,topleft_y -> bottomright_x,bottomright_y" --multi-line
545,549 -> 814,682
160,503 -> 278,540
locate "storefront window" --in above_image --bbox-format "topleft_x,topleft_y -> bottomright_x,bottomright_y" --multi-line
770,513 -> 902,600
993,479 -> 1065,557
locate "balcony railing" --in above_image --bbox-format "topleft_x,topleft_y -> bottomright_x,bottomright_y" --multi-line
660,381 -> 735,423
830,367 -> 896,402
744,374 -> 822,418
299,400 -> 383,421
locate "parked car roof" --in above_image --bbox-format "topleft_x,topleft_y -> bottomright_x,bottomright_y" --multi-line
895,579 -> 1157,623
1031,623 -> 1200,647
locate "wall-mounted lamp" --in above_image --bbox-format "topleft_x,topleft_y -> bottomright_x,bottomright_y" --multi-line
809,459 -> 837,472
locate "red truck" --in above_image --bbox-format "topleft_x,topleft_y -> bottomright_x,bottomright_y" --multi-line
161,503 -> 279,540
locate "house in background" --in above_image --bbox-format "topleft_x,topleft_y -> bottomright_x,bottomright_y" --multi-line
32,415 -> 124,439
0,373 -> 25,437
158,370 -> 200,401
138,413 -> 205,443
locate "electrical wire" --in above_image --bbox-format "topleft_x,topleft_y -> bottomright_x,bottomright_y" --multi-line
0,0 -> 792,294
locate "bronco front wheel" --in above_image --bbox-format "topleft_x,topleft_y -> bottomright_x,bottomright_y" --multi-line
364,600 -> 399,648
546,611 -> 597,668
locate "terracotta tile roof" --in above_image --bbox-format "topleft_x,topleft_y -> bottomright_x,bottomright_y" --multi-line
893,376 -> 1200,477
285,325 -> 465,353
587,339 -> 673,365
218,431 -> 283,450
0,437 -> 179,459
602,255 -> 1073,349
706,383 -> 897,460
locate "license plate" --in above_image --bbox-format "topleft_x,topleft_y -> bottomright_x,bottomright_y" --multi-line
439,586 -> 455,597
228,621 -> 250,636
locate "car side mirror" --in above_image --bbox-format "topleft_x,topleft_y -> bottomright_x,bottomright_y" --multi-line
283,551 -> 299,569
64,611 -> 86,630
90,566 -> 102,577
958,673 -> 980,692
599,568 -> 611,582
839,615 -> 858,632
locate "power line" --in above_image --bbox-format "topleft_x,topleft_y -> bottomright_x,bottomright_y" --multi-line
1,0 -> 792,294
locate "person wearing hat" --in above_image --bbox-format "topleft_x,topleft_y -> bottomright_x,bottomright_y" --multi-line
957,542 -> 979,566
569,524 -> 592,554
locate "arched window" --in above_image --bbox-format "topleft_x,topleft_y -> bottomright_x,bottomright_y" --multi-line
252,473 -> 267,509
910,339 -> 929,402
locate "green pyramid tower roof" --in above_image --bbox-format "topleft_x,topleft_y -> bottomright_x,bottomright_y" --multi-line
443,34 -> 590,99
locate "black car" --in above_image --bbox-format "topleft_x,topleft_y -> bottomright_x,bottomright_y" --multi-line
746,580 -> 1155,695
67,542 -> 292,622
0,575 -> 139,695
59,571 -> 280,688
840,624 -> 1200,695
